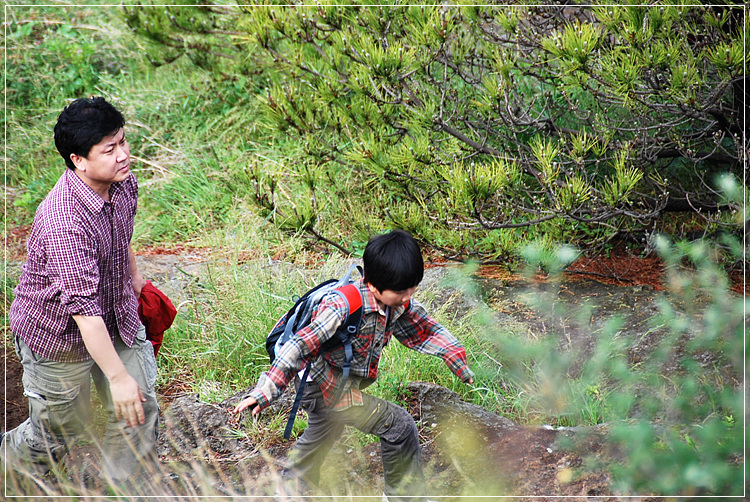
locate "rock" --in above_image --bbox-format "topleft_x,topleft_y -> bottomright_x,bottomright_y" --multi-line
135,254 -> 205,307
160,394 -> 247,460
407,382 -> 521,494
408,381 -> 518,436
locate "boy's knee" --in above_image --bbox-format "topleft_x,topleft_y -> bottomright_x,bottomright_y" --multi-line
379,405 -> 418,445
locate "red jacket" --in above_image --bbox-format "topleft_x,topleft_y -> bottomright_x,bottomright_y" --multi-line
138,281 -> 177,357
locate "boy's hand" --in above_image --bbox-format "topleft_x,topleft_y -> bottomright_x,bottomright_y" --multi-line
233,396 -> 260,415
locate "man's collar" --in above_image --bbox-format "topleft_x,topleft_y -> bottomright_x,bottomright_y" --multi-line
66,169 -> 105,213
66,169 -> 124,213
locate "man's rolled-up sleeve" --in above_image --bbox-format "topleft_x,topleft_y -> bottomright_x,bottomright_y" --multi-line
46,224 -> 103,317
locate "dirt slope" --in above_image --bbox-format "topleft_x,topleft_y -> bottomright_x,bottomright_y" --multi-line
2,249 -> 740,499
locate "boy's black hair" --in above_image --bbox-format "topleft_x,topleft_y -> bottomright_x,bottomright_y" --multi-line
54,97 -> 126,170
363,229 -> 424,292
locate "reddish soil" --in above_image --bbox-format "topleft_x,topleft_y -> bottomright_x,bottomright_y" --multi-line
564,247 -> 666,290
4,224 -> 31,261
2,345 -> 27,431
479,243 -> 746,295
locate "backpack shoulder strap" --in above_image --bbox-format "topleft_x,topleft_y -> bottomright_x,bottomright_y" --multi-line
336,283 -> 363,315
281,271 -> 364,439
282,283 -> 363,440
332,282 -> 364,342
324,283 -> 364,408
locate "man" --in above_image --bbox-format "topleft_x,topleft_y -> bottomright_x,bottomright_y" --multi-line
2,97 -> 159,484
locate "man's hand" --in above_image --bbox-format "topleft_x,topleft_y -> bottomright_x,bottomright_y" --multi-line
109,372 -> 147,427
129,246 -> 146,298
74,314 -> 146,427
233,396 -> 260,415
132,272 -> 147,298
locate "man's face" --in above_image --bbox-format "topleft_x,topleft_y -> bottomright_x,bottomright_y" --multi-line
367,283 -> 418,310
71,128 -> 130,193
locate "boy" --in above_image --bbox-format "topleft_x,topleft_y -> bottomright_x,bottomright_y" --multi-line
234,230 -> 474,501
2,97 -> 159,484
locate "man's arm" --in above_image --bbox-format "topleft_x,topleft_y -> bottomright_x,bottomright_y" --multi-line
73,314 -> 146,427
129,246 -> 146,298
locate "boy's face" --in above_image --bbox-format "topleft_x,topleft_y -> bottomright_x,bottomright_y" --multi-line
367,283 -> 418,310
71,128 -> 131,193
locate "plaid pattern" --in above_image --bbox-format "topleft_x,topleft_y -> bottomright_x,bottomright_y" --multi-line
9,170 -> 140,362
249,279 -> 474,410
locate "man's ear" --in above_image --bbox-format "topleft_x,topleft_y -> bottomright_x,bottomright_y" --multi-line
70,153 -> 86,170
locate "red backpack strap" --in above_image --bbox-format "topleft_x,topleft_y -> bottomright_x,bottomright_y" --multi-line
336,283 -> 363,313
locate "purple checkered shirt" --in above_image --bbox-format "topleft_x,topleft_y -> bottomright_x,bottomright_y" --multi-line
9,169 -> 140,362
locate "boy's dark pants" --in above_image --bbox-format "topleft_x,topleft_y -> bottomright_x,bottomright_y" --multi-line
286,379 -> 424,500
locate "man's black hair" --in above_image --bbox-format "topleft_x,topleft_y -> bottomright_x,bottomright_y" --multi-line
363,229 -> 424,292
54,97 -> 126,170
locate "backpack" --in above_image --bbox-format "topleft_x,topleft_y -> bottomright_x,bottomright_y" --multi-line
265,264 -> 364,439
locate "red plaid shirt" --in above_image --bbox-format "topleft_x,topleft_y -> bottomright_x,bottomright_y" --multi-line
248,279 -> 474,410
9,169 -> 140,362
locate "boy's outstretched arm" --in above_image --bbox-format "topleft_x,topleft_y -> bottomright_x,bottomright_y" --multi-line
394,299 -> 476,384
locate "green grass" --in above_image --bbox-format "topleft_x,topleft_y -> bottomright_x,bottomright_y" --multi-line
152,240 -> 744,499
4,4 -> 745,498
158,259 -> 496,405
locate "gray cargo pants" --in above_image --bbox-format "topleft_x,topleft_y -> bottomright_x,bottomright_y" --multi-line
1,325 -> 159,483
284,379 -> 425,501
